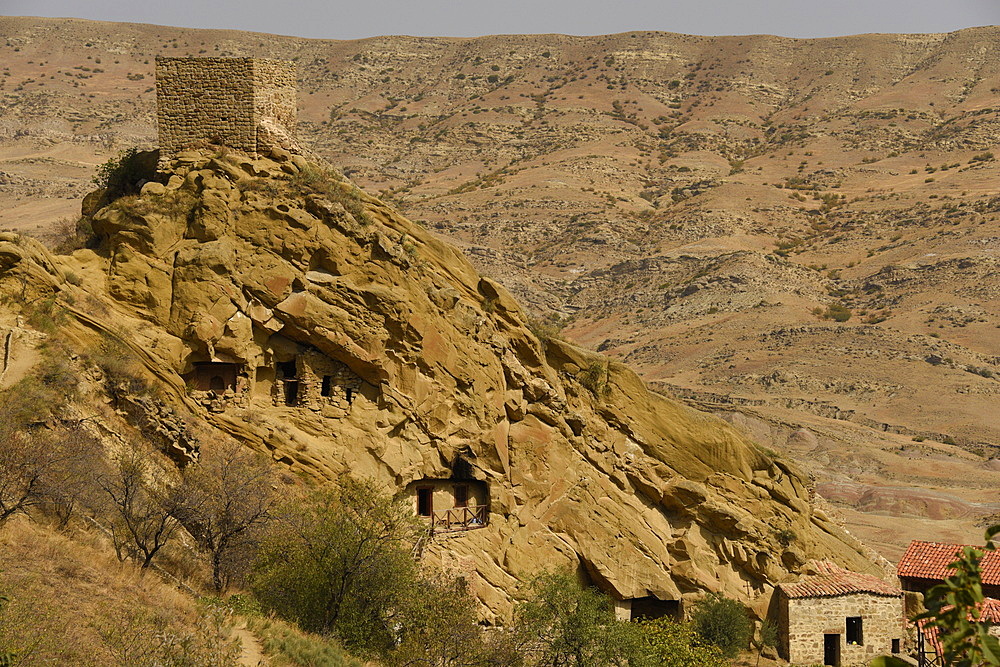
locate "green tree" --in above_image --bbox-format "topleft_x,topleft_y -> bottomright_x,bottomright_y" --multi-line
513,569 -> 635,667
632,617 -> 729,667
251,477 -> 419,654
690,593 -> 752,658
391,574 -> 513,667
916,525 -> 1000,666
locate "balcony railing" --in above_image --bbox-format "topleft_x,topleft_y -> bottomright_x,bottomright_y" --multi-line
429,504 -> 487,533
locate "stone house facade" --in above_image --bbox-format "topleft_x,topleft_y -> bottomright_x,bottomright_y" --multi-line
155,57 -> 296,159
778,561 -> 904,666
184,346 -> 363,418
272,348 -> 363,417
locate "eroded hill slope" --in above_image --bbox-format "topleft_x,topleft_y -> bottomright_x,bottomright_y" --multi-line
0,147 -> 883,618
2,16 -> 998,554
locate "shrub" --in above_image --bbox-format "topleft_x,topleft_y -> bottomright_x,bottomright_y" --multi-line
819,302 -> 852,322
251,478 -> 419,653
92,147 -> 156,200
635,617 -> 729,667
690,593 -> 753,657
579,360 -> 611,398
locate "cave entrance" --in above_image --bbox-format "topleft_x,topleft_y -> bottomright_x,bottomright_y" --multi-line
629,597 -> 680,621
191,362 -> 241,392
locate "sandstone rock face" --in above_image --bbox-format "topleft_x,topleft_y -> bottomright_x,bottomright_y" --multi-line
40,149 -> 879,617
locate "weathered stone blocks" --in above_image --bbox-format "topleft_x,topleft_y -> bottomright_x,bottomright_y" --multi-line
155,57 -> 296,159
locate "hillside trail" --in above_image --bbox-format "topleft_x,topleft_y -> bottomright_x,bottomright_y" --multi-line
233,620 -> 267,667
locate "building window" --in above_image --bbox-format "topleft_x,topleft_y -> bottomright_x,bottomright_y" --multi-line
417,488 -> 433,517
892,638 -> 900,653
321,375 -> 332,397
454,485 -> 468,508
846,616 -> 863,645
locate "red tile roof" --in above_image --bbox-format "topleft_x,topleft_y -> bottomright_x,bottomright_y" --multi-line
981,597 -> 1000,624
896,541 -> 1000,586
780,561 -> 901,599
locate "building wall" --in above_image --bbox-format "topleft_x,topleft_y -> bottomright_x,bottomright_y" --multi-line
273,348 -> 363,417
155,57 -> 296,158
404,480 -> 489,515
252,59 -> 297,142
782,592 -> 904,666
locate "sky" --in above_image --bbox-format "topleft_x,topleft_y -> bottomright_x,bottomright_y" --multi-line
5,0 -> 1000,40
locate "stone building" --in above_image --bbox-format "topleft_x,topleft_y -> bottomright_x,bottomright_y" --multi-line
155,57 -> 296,159
184,345 -> 364,417
271,347 -> 363,417
406,457 -> 490,533
777,561 -> 904,666
897,540 -> 1000,598
184,359 -> 252,413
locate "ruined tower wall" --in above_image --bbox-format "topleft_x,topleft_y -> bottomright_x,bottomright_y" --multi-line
251,59 -> 298,139
155,57 -> 296,157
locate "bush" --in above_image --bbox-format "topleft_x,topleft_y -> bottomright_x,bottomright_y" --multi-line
634,617 -> 729,667
92,147 -> 156,200
251,478 -> 419,653
579,360 -> 611,398
690,593 -> 752,658
819,301 -> 852,322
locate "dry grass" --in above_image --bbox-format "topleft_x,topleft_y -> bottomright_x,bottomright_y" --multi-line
0,517 -> 238,665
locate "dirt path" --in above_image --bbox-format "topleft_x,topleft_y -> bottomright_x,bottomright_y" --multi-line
233,621 -> 267,667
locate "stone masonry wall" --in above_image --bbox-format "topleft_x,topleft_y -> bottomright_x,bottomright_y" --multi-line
155,57 -> 296,158
252,59 -> 297,141
782,592 -> 904,666
272,348 -> 363,418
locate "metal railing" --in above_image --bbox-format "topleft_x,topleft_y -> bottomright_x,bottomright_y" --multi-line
429,504 -> 487,534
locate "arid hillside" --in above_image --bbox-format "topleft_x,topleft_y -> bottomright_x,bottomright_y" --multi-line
1,16 -> 998,557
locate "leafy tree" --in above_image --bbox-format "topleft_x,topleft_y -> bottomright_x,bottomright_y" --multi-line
690,593 -> 752,658
513,569 -> 635,667
632,617 -> 729,667
391,574 -> 513,667
916,525 -> 1000,666
175,440 -> 275,591
251,477 -> 419,653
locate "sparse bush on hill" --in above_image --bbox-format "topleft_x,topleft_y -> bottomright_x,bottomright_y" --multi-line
287,164 -> 373,226
813,301 -> 852,322
579,359 -> 612,398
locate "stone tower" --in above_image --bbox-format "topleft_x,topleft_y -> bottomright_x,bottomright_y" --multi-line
155,57 -> 297,158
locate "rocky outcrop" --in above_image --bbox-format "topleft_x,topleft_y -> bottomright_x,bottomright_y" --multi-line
4,148 -> 881,619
